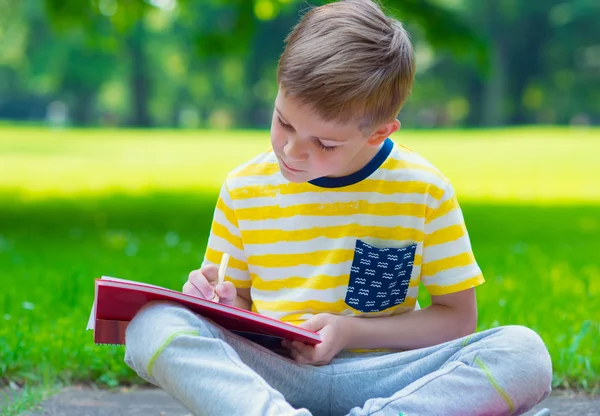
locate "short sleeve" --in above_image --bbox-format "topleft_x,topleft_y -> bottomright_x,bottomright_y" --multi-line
201,181 -> 251,288
420,182 -> 484,295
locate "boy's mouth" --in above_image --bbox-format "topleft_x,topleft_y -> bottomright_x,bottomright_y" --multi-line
280,158 -> 304,173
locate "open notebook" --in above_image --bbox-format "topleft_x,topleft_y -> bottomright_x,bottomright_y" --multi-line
87,276 -> 321,349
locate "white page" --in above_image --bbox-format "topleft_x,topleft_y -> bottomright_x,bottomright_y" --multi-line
99,275 -> 166,289
86,298 -> 97,330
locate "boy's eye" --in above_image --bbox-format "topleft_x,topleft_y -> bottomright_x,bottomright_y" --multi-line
316,140 -> 337,152
277,116 -> 293,130
276,115 -> 336,152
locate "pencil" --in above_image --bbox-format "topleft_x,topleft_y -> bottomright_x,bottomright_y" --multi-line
213,252 -> 230,302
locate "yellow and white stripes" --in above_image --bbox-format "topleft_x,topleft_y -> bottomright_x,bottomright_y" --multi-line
202,142 -> 484,323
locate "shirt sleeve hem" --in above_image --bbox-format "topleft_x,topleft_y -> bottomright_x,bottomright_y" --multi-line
424,273 -> 485,296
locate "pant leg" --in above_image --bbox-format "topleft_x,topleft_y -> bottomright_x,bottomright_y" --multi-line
330,325 -> 552,416
124,301 -> 331,416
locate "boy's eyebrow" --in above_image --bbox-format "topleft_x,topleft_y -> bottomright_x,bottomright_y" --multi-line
275,107 -> 347,143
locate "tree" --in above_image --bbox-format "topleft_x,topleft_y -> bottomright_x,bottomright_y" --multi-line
37,0 -> 489,127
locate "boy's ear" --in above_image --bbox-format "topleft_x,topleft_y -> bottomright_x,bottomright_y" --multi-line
367,119 -> 401,146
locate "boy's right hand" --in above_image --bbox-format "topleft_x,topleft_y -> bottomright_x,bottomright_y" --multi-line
183,264 -> 237,306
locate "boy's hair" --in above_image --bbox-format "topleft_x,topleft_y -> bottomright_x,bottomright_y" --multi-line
277,0 -> 415,133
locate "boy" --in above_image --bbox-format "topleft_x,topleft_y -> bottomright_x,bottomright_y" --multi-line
124,1 -> 552,414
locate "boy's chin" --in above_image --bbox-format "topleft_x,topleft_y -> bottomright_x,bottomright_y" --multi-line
279,168 -> 315,183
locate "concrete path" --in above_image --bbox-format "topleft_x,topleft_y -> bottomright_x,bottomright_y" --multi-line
20,386 -> 189,416
15,385 -> 600,416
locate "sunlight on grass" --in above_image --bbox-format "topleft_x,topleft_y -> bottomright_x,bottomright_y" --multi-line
1,126 -> 599,203
0,128 -> 270,196
1,126 -> 599,396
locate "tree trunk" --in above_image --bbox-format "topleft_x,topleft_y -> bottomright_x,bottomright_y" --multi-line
505,12 -> 553,125
126,21 -> 152,127
70,89 -> 95,125
482,43 -> 508,126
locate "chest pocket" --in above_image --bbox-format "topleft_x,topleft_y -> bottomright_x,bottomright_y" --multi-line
345,239 -> 417,313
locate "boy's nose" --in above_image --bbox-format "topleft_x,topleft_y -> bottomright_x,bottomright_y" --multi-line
283,140 -> 307,161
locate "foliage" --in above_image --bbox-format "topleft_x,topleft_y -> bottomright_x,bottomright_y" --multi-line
2,0 -> 598,127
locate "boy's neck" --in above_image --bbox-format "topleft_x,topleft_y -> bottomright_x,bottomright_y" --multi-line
327,140 -> 386,179
309,138 -> 393,188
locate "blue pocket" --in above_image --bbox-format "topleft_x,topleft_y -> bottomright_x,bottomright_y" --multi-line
345,239 -> 417,313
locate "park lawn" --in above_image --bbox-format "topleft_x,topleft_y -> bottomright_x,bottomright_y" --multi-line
1,125 -> 599,203
0,126 -> 599,396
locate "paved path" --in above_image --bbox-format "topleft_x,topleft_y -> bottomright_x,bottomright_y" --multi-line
13,385 -> 600,416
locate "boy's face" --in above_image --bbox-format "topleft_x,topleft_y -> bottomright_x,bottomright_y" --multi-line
270,89 -> 396,183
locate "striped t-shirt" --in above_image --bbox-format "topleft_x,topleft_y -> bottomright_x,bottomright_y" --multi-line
202,138 -> 484,325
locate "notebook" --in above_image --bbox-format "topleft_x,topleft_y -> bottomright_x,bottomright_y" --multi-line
86,276 -> 322,349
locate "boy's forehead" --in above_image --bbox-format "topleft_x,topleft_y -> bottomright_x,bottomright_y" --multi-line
275,91 -> 362,140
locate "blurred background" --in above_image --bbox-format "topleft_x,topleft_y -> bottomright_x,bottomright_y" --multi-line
1,0 -> 599,129
1,0 -> 599,412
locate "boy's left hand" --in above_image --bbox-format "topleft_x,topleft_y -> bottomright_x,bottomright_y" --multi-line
282,313 -> 349,366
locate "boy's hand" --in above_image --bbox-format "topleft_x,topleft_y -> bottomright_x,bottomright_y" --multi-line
183,265 -> 237,306
282,313 -> 349,366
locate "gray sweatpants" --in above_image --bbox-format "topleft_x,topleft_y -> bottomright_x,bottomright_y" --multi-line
124,301 -> 552,416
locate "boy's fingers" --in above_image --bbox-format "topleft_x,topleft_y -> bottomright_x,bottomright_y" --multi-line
182,281 -> 204,298
290,341 -> 313,359
291,346 -> 314,364
215,282 -> 237,305
292,341 -> 312,356
290,348 -> 308,364
200,264 -> 219,282
186,263 -> 235,302
188,269 -> 215,299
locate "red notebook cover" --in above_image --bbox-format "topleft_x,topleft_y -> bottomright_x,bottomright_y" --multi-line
87,277 -> 321,347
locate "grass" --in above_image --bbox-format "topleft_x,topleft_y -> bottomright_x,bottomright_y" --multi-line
1,383 -> 61,416
1,125 -> 599,203
1,126 -> 599,400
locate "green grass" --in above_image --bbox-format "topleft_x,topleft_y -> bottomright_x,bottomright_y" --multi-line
1,125 -> 599,203
1,126 -> 599,398
1,384 -> 61,416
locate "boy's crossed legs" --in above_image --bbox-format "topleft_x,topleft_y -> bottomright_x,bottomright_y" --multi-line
124,301 -> 552,416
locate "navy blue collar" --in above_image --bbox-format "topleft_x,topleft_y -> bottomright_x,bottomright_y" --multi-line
308,138 -> 393,188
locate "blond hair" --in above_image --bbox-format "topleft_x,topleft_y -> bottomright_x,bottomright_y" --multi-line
277,0 -> 415,132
